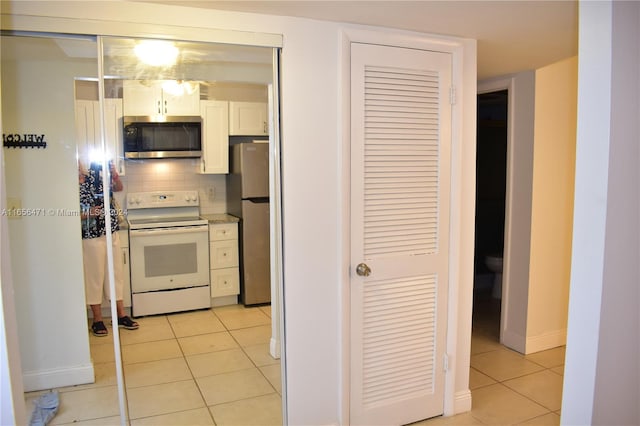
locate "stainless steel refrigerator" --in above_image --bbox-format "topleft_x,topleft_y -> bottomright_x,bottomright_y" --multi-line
226,142 -> 271,305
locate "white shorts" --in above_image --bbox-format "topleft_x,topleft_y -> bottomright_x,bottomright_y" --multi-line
82,232 -> 124,305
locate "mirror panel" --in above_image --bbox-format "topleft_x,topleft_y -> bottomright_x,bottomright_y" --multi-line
1,33 -> 123,423
2,31 -> 281,425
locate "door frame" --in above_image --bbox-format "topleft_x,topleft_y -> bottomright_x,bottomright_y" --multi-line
477,79 -> 514,346
339,27 -> 477,423
477,74 -> 536,354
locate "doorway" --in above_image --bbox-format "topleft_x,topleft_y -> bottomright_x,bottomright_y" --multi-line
472,90 -> 508,342
1,32 -> 285,425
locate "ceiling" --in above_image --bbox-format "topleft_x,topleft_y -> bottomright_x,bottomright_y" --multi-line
138,0 -> 579,80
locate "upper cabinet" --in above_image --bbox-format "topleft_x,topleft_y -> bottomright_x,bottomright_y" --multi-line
229,101 -> 268,136
200,100 -> 229,174
123,80 -> 200,117
74,98 -> 125,175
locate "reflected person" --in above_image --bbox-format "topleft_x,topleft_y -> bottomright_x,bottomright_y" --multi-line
79,160 -> 138,336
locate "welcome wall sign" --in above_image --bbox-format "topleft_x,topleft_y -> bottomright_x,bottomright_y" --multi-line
3,133 -> 47,149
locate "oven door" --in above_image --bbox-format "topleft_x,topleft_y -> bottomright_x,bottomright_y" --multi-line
129,224 -> 209,293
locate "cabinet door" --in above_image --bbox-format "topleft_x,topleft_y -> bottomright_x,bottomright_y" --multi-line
121,246 -> 132,307
229,101 -> 268,136
163,83 -> 200,115
123,80 -> 200,116
209,223 -> 238,242
100,231 -> 131,308
200,100 -> 229,174
211,267 -> 240,298
103,98 -> 125,175
210,240 -> 239,269
122,80 -> 161,116
75,100 -> 99,163
75,99 -> 125,175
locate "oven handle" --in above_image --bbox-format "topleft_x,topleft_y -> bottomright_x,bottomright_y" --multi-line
129,225 -> 208,237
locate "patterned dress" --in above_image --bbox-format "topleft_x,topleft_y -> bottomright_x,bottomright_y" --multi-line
79,165 -> 119,239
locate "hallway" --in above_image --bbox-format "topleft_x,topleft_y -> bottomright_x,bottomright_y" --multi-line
24,299 -> 563,425
415,293 -> 564,425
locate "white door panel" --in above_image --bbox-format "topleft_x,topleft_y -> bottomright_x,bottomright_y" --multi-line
350,42 -> 452,425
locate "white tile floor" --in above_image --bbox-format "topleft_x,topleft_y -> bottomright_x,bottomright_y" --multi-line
25,296 -> 564,425
25,304 -> 281,425
415,292 -> 565,425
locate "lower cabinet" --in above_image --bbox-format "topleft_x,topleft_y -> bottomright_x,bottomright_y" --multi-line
92,229 -> 131,318
209,223 -> 240,299
119,230 -> 132,308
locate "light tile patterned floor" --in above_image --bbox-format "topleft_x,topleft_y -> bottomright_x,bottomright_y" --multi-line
415,293 -> 565,425
24,304 -> 281,425
25,298 -> 565,425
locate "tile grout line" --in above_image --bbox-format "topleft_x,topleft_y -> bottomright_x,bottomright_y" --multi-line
213,306 -> 281,397
171,310 -> 219,425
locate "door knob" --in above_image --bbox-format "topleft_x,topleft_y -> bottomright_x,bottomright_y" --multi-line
356,263 -> 371,277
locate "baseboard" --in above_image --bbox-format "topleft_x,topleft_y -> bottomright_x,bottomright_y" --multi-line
525,329 -> 567,354
270,337 -> 281,359
453,389 -> 472,414
22,363 -> 94,392
211,295 -> 238,307
502,328 -> 526,353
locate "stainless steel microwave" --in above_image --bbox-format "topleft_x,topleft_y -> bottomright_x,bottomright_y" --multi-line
123,116 -> 202,159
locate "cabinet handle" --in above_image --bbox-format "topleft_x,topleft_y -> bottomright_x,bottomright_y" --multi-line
123,252 -> 127,265
164,100 -> 167,114
157,100 -> 161,114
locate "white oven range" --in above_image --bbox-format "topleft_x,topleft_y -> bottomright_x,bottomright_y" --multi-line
126,190 -> 210,317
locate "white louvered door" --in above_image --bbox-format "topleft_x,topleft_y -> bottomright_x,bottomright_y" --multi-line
350,42 -> 452,425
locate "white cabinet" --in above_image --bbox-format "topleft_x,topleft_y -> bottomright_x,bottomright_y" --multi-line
229,101 -> 268,136
75,99 -> 98,162
123,80 -> 200,117
94,230 -> 131,316
209,223 -> 240,298
119,230 -> 132,308
200,100 -> 229,174
74,98 -> 125,175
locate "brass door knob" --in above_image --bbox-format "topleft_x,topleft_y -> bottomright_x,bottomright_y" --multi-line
356,263 -> 371,277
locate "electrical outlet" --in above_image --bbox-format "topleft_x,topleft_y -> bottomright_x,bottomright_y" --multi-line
208,186 -> 215,200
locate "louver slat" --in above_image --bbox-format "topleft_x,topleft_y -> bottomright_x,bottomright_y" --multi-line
362,274 -> 438,405
363,66 -> 440,259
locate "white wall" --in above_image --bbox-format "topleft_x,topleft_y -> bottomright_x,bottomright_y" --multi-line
527,56 -> 577,353
2,48 -> 96,390
0,2 -> 477,424
562,1 -> 639,424
479,59 -> 578,355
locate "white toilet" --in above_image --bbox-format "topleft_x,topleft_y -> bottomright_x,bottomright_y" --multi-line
485,255 -> 503,299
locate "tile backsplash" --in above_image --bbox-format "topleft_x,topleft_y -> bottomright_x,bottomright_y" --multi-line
115,158 -> 227,216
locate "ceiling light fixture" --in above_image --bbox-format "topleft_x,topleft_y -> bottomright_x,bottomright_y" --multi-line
134,40 -> 178,67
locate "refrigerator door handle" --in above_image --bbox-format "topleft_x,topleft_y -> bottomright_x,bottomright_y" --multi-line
245,197 -> 269,204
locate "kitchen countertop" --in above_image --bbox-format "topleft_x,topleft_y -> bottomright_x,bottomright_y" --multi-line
201,213 -> 240,224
